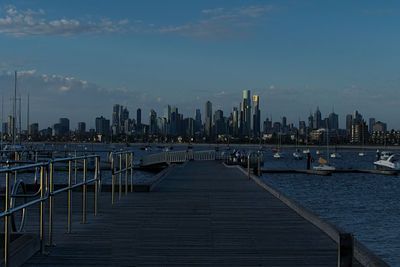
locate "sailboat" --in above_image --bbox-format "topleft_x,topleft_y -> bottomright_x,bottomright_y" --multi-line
313,128 -> 335,170
273,133 -> 284,159
292,131 -> 303,160
359,126 -> 366,157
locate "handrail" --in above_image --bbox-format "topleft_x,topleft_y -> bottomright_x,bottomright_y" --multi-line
141,150 -> 216,166
0,154 -> 101,267
109,150 -> 135,204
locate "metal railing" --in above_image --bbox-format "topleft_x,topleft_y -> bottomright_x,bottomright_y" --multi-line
141,150 -> 216,166
109,150 -> 134,204
0,154 -> 101,267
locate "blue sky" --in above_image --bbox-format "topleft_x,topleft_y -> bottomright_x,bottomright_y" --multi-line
0,0 -> 399,129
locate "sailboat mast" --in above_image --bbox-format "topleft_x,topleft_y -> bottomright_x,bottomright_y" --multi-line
27,93 -> 29,137
326,127 -> 329,164
13,71 -> 17,146
18,96 -> 21,145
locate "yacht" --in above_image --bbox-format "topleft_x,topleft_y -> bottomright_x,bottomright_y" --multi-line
292,150 -> 303,160
330,152 -> 342,159
374,154 -> 400,170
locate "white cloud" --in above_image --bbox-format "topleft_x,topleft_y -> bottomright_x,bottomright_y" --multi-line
155,5 -> 276,39
0,5 -> 131,36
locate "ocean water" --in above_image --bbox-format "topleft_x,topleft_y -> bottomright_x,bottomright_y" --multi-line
260,149 -> 399,265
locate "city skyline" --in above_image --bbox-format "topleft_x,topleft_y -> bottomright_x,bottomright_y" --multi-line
0,1 -> 399,128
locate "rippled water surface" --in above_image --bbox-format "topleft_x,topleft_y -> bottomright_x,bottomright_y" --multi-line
260,149 -> 400,265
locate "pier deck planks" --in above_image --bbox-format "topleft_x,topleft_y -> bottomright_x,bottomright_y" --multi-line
24,161 -> 357,266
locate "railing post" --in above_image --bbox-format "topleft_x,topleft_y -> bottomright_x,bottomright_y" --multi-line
119,154 -> 122,200
257,153 -> 261,177
82,158 -> 86,224
125,153 -> 128,195
48,162 -> 54,246
111,155 -> 115,204
338,233 -> 354,267
40,166 -> 45,254
74,150 -> 77,184
4,171 -> 10,267
130,152 -> 134,192
247,154 -> 251,179
68,160 -> 72,233
94,156 -> 99,216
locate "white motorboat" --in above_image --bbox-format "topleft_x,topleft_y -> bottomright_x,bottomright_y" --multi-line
292,151 -> 303,160
358,152 -> 366,157
330,152 -> 342,159
303,149 -> 310,154
316,150 -> 321,155
374,154 -> 400,170
273,152 -> 284,159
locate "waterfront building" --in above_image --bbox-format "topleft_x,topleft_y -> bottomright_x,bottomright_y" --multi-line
184,118 -> 195,137
372,121 -> 387,133
299,120 -> 306,135
77,122 -> 86,135
308,113 -> 314,131
194,109 -> 202,133
214,110 -> 225,135
369,118 -> 376,133
95,116 -> 110,136
136,108 -> 142,134
328,112 -> 339,130
346,114 -> 352,134
59,118 -> 70,135
149,109 -> 157,135
273,122 -> 281,134
351,120 -> 368,143
28,123 -> 39,137
205,101 -> 212,138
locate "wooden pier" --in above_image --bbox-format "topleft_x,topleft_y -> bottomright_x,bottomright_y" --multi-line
18,160 -> 387,266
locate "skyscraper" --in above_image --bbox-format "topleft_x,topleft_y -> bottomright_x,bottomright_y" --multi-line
95,116 -> 110,135
369,118 -> 375,133
252,95 -> 260,136
232,107 -> 238,137
308,113 -> 313,130
205,101 -> 212,138
328,112 -> 339,130
163,105 -> 171,122
346,114 -> 352,133
214,110 -> 225,135
194,109 -> 202,133
112,104 -> 120,135
241,90 -> 251,135
149,109 -> 157,135
313,107 -> 321,129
